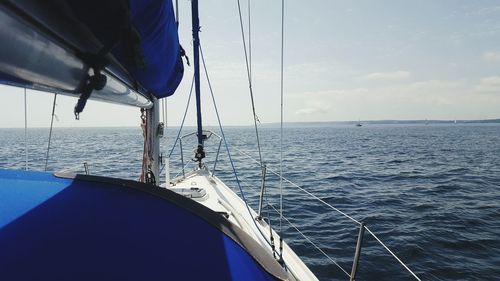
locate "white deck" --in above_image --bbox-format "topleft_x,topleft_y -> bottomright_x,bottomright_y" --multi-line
165,167 -> 318,281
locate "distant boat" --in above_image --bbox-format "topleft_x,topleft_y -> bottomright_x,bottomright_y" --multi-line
356,119 -> 362,127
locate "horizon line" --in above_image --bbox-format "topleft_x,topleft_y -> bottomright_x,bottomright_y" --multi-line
1,118 -> 499,129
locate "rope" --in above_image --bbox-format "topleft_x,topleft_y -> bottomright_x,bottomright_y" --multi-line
235,0 -> 264,172
23,88 -> 28,170
364,226 -> 421,280
139,109 -> 149,182
44,93 -> 57,171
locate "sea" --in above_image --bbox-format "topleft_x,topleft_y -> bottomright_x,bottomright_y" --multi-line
1,123 -> 499,281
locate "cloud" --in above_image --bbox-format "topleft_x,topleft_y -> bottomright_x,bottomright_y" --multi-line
362,71 -> 410,81
295,107 -> 326,115
295,101 -> 332,116
407,80 -> 463,92
475,76 -> 500,93
483,51 -> 500,62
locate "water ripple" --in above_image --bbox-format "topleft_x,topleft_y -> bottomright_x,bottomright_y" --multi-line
1,124 -> 499,280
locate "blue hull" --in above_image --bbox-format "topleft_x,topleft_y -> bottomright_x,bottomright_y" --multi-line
0,170 -> 285,280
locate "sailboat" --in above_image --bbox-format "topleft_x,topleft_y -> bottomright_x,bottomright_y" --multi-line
0,1 -> 421,280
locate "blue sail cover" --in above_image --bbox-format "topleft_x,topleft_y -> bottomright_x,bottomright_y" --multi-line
122,0 -> 184,98
0,170 -> 283,280
0,0 -> 183,99
79,0 -> 184,98
55,0 -> 184,98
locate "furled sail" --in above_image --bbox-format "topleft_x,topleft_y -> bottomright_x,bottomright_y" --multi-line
66,0 -> 184,98
0,0 -> 184,104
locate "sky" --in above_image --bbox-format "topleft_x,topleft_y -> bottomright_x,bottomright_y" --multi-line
1,0 -> 500,128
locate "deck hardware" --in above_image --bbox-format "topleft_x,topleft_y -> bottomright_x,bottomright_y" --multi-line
157,122 -> 164,138
83,162 -> 89,175
179,139 -> 185,178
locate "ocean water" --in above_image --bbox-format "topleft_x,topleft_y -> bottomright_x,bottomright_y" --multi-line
1,124 -> 499,280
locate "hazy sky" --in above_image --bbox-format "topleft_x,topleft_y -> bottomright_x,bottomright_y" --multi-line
1,0 -> 500,128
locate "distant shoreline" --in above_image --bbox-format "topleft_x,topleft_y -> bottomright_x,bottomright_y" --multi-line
260,118 -> 500,127
1,118 -> 499,129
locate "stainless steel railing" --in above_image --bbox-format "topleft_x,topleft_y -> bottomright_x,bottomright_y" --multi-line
176,130 -> 222,178
233,148 -> 421,281
168,132 -> 421,280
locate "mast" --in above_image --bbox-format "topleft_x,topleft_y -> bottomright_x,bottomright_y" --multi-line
150,98 -> 161,182
191,0 -> 205,167
141,97 -> 162,185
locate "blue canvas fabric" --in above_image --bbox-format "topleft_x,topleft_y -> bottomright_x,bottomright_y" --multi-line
123,0 -> 184,98
0,170 -> 279,280
63,0 -> 184,98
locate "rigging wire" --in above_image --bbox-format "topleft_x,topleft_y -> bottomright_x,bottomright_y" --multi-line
364,226 -> 422,280
234,147 -> 362,225
248,0 -> 252,82
236,0 -> 286,261
237,177 -> 351,276
160,75 -> 194,180
232,147 -> 421,280
44,93 -> 57,171
267,198 -> 351,277
23,88 -> 28,170
168,74 -> 195,159
160,74 -> 195,176
200,43 -> 281,257
236,0 -> 264,171
279,0 -> 285,258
